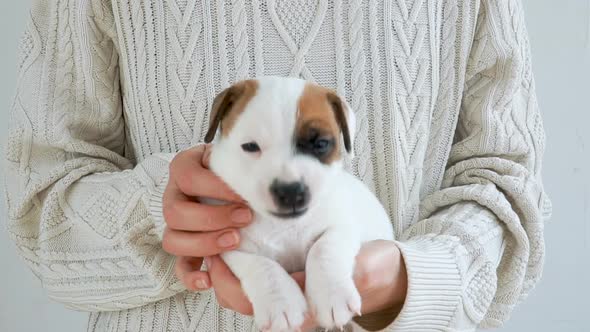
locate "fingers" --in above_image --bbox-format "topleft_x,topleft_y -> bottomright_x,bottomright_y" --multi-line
162,228 -> 240,257
299,315 -> 318,332
163,145 -> 253,232
163,193 -> 252,231
291,272 -> 315,331
169,146 -> 244,202
290,271 -> 306,290
288,271 -> 317,330
175,256 -> 211,291
206,256 -> 254,315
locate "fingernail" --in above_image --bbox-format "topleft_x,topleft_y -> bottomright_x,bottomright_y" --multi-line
217,231 -> 239,248
204,256 -> 212,269
231,208 -> 252,224
195,278 -> 209,289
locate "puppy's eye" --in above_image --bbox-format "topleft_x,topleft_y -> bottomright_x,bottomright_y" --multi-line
314,139 -> 331,154
241,142 -> 261,153
296,134 -> 334,159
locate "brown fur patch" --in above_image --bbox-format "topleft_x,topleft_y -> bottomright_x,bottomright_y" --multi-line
204,79 -> 259,142
297,83 -> 350,164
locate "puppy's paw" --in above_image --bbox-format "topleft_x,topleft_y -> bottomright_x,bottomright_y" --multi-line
252,282 -> 308,332
307,278 -> 361,330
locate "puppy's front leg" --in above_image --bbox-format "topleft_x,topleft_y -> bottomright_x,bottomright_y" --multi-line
305,229 -> 362,329
221,251 -> 307,332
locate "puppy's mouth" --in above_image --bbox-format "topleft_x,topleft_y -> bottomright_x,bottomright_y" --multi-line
270,207 -> 309,219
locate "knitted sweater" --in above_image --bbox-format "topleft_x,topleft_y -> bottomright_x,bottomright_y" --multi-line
3,0 -> 552,331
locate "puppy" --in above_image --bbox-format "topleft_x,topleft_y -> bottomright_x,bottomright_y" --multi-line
204,76 -> 394,331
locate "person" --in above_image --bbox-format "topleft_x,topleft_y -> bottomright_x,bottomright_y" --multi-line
4,0 -> 552,331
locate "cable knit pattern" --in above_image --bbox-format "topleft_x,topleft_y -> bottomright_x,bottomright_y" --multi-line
348,0 -> 374,191
232,0 -> 250,80
3,0 -> 551,331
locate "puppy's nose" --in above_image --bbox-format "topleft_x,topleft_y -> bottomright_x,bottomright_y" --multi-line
270,180 -> 310,211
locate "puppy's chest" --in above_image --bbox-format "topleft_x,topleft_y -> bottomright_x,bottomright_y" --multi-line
239,220 -> 321,273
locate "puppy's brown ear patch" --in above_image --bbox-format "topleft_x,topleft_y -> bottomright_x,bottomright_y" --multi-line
297,83 -> 352,164
326,92 -> 352,153
204,79 -> 258,142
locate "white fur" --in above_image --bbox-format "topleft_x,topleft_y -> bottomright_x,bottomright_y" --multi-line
208,76 -> 394,331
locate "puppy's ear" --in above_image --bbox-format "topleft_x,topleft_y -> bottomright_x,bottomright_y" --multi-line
326,92 -> 356,154
204,82 -> 247,143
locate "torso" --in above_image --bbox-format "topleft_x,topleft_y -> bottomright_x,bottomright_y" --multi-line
114,0 -> 475,231
90,0 -> 479,330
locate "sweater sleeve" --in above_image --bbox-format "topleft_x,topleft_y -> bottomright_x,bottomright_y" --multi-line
3,0 -> 182,311
363,0 -> 551,330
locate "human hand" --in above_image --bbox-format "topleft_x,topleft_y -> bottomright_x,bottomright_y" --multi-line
205,240 -> 407,331
351,240 -> 407,315
204,255 -> 316,331
161,144 -> 253,291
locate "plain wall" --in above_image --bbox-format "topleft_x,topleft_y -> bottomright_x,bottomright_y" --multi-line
1,1 -> 588,331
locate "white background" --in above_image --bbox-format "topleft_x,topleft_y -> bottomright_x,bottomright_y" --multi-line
1,1 -> 589,331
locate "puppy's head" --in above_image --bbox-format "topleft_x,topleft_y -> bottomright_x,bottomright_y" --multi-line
205,76 -> 355,220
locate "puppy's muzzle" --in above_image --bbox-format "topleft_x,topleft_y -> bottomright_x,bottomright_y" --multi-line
269,180 -> 310,218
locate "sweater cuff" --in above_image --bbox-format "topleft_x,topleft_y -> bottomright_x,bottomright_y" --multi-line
388,236 -> 462,331
148,171 -> 168,231
146,153 -> 176,238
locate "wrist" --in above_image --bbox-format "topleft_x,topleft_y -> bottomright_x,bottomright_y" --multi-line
352,241 -> 408,330
366,242 -> 408,312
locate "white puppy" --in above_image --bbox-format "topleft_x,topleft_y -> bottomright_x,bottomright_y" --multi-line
204,76 -> 394,332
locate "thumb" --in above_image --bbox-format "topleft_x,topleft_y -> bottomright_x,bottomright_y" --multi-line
205,255 -> 241,286
206,255 -> 254,315
175,256 -> 210,291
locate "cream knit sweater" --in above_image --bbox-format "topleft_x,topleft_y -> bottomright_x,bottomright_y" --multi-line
4,0 -> 552,331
